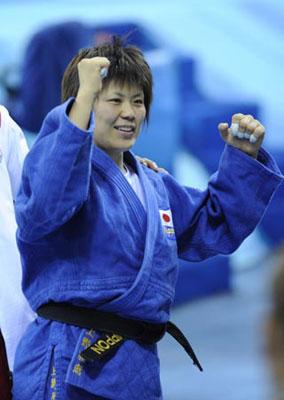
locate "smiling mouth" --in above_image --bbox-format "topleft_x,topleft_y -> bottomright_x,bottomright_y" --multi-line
114,125 -> 136,138
114,125 -> 135,132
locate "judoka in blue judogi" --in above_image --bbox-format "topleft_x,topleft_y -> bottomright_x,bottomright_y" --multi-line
13,38 -> 283,399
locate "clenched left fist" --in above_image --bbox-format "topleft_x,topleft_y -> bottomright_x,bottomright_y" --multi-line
218,113 -> 265,158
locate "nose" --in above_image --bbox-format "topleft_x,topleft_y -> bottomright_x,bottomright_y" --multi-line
120,101 -> 135,120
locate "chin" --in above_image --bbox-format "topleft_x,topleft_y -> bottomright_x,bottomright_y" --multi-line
117,139 -> 137,152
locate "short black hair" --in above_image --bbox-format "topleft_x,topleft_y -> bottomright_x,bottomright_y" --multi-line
61,36 -> 153,121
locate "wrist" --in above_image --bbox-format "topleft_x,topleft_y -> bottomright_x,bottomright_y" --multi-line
76,88 -> 97,108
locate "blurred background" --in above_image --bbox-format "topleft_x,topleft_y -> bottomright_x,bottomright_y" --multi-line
0,0 -> 283,398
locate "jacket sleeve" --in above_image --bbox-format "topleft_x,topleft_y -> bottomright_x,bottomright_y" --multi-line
15,99 -> 93,242
162,145 -> 283,261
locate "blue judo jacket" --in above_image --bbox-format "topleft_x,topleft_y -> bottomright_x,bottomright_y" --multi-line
13,99 -> 283,399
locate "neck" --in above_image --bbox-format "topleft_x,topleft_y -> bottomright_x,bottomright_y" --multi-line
102,147 -> 125,172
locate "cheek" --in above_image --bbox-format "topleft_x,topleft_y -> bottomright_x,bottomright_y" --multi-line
137,109 -> 146,124
95,114 -> 115,128
94,104 -> 115,123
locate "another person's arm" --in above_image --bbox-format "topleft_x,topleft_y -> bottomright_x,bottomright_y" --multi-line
6,113 -> 29,200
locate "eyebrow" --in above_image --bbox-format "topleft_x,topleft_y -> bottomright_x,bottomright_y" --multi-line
112,92 -> 144,98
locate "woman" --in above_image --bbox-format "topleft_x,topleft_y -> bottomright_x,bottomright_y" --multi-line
13,37 -> 283,399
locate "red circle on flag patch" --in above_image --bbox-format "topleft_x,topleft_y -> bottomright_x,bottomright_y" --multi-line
162,213 -> 170,223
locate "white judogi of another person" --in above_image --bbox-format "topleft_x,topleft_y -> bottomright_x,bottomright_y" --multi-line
0,105 -> 34,370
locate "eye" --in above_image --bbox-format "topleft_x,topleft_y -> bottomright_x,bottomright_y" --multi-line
109,98 -> 121,104
134,99 -> 144,105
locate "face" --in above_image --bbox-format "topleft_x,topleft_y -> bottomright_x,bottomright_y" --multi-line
93,81 -> 146,159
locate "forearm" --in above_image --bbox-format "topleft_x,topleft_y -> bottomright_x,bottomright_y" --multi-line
68,89 -> 95,131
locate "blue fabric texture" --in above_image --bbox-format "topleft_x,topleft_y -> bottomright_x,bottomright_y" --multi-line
13,99 -> 283,399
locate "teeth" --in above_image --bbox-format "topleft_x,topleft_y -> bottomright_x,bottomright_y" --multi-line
115,126 -> 134,132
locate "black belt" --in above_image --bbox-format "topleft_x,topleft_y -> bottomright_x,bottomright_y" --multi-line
37,302 -> 203,371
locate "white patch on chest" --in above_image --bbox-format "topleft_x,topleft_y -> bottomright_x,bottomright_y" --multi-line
159,209 -> 176,240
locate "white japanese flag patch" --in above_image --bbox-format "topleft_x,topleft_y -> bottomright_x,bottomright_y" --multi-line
159,209 -> 176,240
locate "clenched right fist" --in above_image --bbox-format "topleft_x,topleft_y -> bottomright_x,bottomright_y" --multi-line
77,57 -> 110,101
68,57 -> 110,131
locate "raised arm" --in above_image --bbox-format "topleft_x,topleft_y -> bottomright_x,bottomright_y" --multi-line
162,115 -> 283,261
69,57 -> 110,130
16,57 -> 110,242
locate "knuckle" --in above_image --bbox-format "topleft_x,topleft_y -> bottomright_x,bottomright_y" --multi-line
256,126 -> 265,135
248,122 -> 258,131
232,113 -> 244,122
